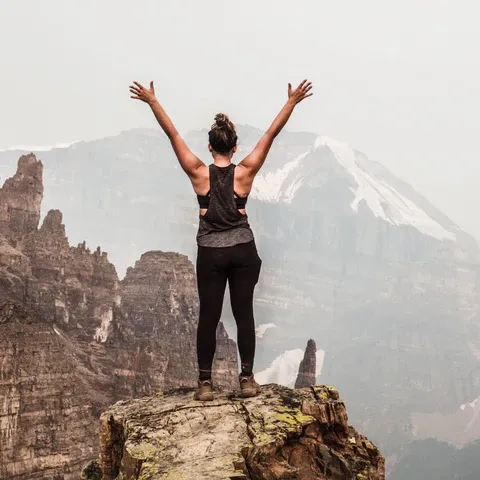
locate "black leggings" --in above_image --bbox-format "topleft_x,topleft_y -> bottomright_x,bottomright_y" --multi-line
196,240 -> 262,377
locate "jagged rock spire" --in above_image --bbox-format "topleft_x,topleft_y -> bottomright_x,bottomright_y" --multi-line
294,338 -> 317,388
0,153 -> 43,242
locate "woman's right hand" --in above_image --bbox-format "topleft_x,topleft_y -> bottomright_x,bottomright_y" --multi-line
129,81 -> 157,105
287,80 -> 313,105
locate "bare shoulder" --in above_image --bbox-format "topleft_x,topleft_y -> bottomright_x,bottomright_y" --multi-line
234,163 -> 253,182
189,163 -> 210,195
193,163 -> 209,179
234,163 -> 255,195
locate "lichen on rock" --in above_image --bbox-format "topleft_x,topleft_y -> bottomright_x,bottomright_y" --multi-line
98,384 -> 385,480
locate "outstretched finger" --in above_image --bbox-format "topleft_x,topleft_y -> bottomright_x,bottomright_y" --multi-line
150,80 -> 154,89
130,95 -> 141,100
133,81 -> 145,90
304,84 -> 313,93
298,79 -> 308,89
129,87 -> 142,95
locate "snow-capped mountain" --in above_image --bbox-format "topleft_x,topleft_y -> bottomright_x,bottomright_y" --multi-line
187,125 -> 476,260
251,135 -> 457,242
2,126 -> 474,254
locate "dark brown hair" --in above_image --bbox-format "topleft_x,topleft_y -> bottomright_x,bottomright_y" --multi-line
208,113 -> 237,154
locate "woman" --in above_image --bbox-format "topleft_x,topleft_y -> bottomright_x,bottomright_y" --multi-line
129,79 -> 313,400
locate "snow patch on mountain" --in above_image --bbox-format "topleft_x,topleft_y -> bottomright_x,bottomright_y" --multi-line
250,152 -> 308,203
255,323 -> 276,339
256,348 -> 325,387
460,396 -> 480,431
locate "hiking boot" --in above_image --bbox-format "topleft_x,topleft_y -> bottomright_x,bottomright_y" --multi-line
194,379 -> 214,401
239,374 -> 261,398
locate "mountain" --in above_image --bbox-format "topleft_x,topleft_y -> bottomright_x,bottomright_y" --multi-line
0,154 -> 237,479
252,135 -> 463,242
1,126 -> 479,476
390,438 -> 480,480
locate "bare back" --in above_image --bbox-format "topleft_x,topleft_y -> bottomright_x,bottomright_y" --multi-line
191,163 -> 254,216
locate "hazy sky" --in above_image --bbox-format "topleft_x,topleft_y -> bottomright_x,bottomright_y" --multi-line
1,0 -> 479,239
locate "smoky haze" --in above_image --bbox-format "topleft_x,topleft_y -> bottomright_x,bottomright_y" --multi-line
1,0 -> 479,239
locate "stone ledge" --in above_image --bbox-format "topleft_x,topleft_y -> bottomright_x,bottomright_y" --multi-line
95,384 -> 385,480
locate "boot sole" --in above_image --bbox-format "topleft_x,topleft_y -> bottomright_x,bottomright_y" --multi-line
194,392 -> 214,401
239,389 -> 261,398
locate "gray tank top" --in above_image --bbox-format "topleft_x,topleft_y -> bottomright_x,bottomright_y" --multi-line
196,164 -> 254,247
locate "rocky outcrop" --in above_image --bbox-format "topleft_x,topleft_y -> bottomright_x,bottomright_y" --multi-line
295,339 -> 317,389
114,251 -> 237,396
97,384 -> 385,480
0,154 -> 239,479
0,153 -> 43,243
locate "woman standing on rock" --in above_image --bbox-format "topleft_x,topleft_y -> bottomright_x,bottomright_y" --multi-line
129,79 -> 313,400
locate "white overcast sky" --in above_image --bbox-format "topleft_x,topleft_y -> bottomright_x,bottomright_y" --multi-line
1,0 -> 479,239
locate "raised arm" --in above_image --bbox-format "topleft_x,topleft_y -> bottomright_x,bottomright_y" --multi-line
129,81 -> 205,178
238,80 -> 313,176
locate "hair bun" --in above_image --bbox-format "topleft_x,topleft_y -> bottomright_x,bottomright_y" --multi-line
208,113 -> 237,154
214,113 -> 230,128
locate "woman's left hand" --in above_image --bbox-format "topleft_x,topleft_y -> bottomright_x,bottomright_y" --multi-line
129,81 -> 157,105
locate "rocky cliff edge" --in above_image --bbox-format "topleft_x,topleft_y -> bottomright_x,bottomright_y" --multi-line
95,384 -> 385,480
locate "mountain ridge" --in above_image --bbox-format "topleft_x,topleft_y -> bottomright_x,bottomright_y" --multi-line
1,125 -> 477,251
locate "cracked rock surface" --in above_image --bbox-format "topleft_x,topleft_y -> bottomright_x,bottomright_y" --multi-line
97,384 -> 385,480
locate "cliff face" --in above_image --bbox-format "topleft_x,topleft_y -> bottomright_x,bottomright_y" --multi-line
0,154 -> 238,479
114,251 -> 237,395
97,384 -> 385,480
1,314 -> 100,479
